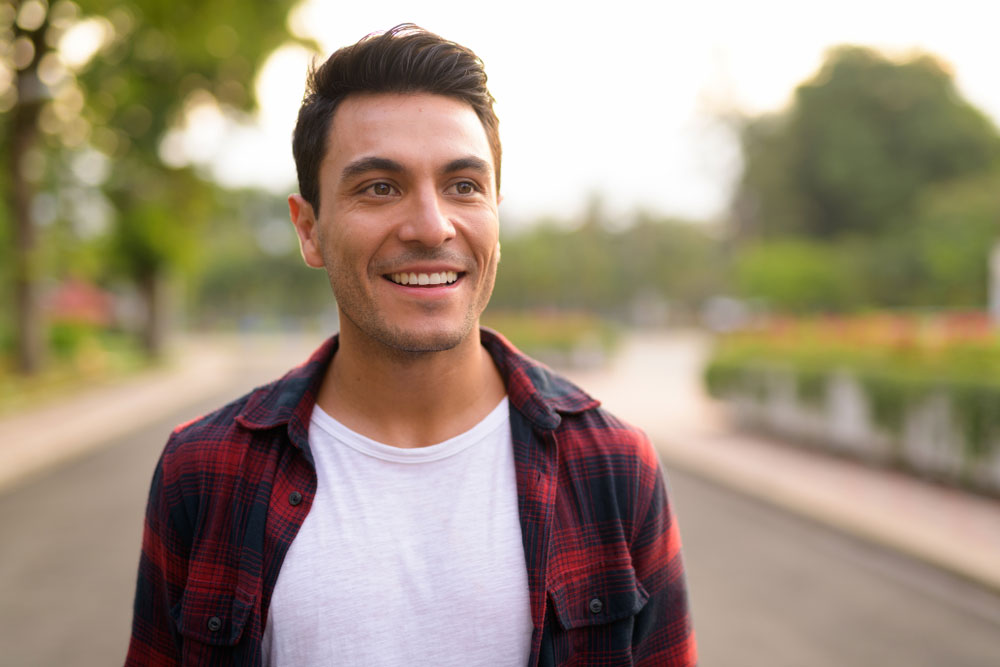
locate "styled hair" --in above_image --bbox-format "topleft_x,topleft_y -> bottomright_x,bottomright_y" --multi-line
292,24 -> 501,211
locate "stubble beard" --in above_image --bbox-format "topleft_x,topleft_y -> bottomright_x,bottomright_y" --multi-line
328,256 -> 497,358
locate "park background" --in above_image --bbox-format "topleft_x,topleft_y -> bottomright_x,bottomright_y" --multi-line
4,0 -> 1000,372
2,0 -> 1000,665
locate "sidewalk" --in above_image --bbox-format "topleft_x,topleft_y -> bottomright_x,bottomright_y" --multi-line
0,334 -> 316,493
0,339 -> 226,492
3,330 -> 999,595
568,331 -> 1000,596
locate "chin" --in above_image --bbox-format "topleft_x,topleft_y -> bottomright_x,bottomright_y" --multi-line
357,317 -> 479,355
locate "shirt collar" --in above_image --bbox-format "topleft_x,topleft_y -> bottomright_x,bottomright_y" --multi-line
235,327 -> 600,439
479,327 -> 600,430
235,336 -> 338,458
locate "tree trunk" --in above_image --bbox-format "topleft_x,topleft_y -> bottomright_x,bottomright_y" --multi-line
139,271 -> 168,359
8,12 -> 49,375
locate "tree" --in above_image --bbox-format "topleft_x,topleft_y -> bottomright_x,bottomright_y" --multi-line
75,0 -> 305,355
877,173 -> 1000,308
1,0 -> 307,368
3,0 -> 52,373
490,205 -> 723,318
732,46 -> 1000,241
733,240 -> 863,312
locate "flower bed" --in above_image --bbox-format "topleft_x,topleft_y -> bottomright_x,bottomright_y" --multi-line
704,313 -> 1000,495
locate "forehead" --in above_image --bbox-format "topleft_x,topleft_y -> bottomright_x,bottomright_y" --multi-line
323,92 -> 494,178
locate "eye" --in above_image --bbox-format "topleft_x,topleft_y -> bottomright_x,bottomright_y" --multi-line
449,181 -> 479,195
366,182 -> 398,197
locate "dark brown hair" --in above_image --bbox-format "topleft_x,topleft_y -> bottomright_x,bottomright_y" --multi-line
292,24 -> 501,211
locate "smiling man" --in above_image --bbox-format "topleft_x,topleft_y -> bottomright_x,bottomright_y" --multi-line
126,25 -> 695,666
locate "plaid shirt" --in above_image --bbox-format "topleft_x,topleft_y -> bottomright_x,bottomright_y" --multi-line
126,329 -> 696,665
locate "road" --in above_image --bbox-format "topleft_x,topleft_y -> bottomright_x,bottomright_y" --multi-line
0,337 -> 313,667
672,470 -> 1000,665
1,333 -> 999,665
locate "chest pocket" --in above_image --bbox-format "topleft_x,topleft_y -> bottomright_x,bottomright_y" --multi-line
172,580 -> 256,649
545,557 -> 649,661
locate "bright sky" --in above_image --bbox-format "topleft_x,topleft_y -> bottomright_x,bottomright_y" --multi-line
189,0 -> 1000,227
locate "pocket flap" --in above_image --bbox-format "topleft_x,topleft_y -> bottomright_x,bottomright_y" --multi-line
172,581 -> 255,646
548,558 -> 649,630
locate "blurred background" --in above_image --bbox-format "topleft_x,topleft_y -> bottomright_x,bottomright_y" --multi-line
2,0 -> 1000,665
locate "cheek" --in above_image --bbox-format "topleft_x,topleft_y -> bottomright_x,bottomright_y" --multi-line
471,214 -> 500,253
323,226 -> 383,278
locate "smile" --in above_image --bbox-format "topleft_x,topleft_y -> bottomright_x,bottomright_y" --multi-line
387,271 -> 460,286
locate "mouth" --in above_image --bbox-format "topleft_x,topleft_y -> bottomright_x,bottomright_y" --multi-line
385,271 -> 461,287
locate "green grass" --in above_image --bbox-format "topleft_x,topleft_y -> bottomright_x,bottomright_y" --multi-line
0,325 -> 152,417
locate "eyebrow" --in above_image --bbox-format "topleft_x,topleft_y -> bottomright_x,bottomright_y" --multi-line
340,156 -> 405,181
339,155 -> 493,182
441,156 -> 492,177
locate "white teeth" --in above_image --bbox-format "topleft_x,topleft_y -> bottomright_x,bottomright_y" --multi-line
389,271 -> 460,286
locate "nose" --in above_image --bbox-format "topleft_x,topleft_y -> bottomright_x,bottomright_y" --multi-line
397,186 -> 456,247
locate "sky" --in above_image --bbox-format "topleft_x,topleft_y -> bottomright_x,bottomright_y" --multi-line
182,0 -> 1000,228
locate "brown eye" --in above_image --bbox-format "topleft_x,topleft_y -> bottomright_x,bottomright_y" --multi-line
371,183 -> 393,196
453,181 -> 475,195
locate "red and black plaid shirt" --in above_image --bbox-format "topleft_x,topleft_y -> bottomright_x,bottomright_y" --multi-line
126,329 -> 696,665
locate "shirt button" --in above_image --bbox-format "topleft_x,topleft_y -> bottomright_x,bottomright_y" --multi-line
207,616 -> 223,632
288,491 -> 303,506
589,597 -> 603,614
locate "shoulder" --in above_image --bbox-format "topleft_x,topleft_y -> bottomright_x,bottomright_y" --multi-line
555,405 -> 664,526
158,335 -> 335,476
557,403 -> 660,473
158,384 -> 269,478
529,365 -> 664,529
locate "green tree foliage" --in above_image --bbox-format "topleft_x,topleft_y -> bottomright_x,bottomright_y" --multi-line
734,46 -> 1000,240
733,240 -> 863,312
186,189 -> 336,329
1,0 -> 307,368
491,209 -> 724,321
868,174 -> 1000,308
73,0 -> 305,354
730,45 -> 1000,312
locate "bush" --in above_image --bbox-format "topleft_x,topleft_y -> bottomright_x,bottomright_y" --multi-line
733,240 -> 863,312
705,314 -> 1000,471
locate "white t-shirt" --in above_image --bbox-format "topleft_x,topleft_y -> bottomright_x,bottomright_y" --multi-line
261,398 -> 533,666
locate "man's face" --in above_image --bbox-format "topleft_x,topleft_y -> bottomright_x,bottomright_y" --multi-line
290,92 -> 501,354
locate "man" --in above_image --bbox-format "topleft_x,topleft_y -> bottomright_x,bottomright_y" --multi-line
126,24 -> 696,666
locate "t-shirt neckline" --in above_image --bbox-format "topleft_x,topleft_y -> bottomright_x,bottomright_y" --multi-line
310,396 -> 509,463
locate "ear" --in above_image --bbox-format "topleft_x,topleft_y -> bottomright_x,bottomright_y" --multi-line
288,194 -> 325,269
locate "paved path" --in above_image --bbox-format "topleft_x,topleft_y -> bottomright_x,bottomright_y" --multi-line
0,334 -> 317,493
671,467 -> 1000,665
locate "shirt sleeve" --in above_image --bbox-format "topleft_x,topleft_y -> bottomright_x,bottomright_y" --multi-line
630,449 -> 698,665
125,447 -> 189,665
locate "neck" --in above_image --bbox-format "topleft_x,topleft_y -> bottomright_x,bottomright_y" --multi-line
316,323 -> 506,448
